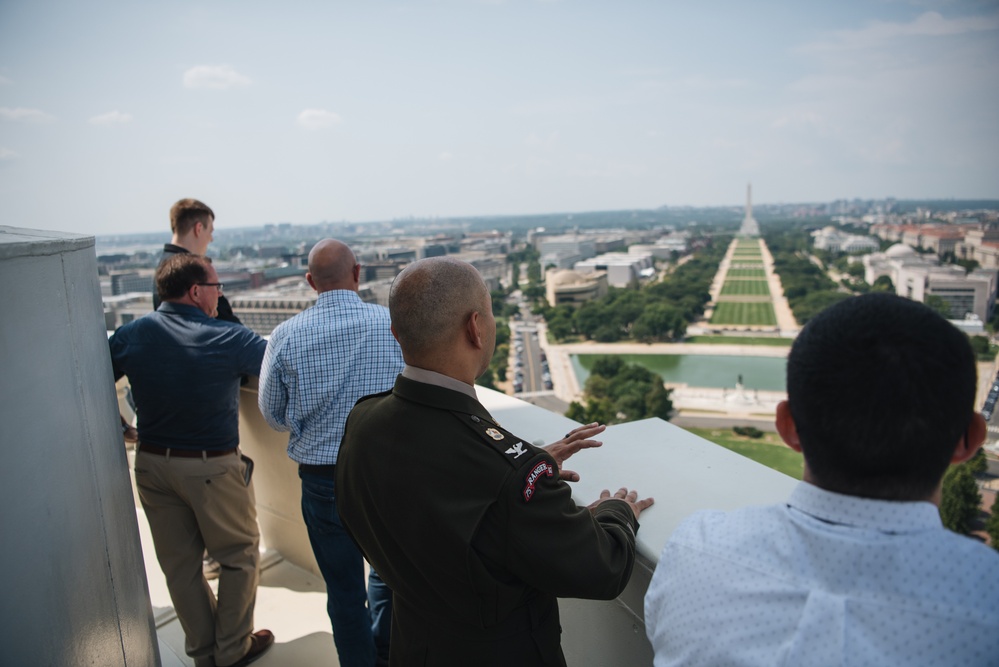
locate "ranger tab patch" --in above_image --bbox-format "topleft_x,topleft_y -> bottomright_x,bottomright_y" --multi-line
523,461 -> 553,502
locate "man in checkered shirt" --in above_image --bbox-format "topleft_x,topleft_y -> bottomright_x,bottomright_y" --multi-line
259,239 -> 403,667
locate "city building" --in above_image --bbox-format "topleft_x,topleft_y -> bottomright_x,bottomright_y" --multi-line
545,268 -> 608,306
103,293 -> 155,330
109,270 -> 154,296
538,235 -> 597,270
956,227 -> 999,270
864,244 -> 998,321
574,251 -> 654,288
811,226 -> 880,254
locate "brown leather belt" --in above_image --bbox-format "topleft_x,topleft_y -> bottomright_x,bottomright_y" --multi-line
138,443 -> 237,458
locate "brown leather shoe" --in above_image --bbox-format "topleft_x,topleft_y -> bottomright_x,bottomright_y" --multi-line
219,629 -> 274,667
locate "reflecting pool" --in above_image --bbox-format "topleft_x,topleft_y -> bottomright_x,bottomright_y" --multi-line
571,354 -> 787,391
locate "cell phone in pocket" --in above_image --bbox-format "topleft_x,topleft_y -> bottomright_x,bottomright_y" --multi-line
241,454 -> 254,486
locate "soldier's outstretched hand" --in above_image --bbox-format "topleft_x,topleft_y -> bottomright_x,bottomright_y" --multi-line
544,422 -> 606,482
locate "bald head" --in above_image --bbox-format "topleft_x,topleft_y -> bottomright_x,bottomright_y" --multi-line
390,257 -> 493,368
308,239 -> 359,293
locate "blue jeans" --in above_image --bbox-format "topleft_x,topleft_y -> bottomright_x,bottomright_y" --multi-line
300,469 -> 392,667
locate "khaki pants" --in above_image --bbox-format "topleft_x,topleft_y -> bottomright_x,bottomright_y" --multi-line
135,449 -> 260,667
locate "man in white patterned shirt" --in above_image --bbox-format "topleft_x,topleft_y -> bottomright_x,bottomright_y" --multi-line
259,239 -> 404,667
645,292 -> 999,666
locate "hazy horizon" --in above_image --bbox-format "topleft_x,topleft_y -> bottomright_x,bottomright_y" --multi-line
2,1 -> 997,236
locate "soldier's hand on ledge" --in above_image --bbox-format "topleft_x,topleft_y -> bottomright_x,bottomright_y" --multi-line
545,422 -> 606,482
588,487 -> 655,520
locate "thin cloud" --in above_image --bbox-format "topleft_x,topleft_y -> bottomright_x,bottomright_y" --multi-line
0,75 -> 11,85
439,151 -> 454,161
676,75 -> 751,90
802,11 -> 999,52
0,147 -> 17,160
297,109 -> 341,130
0,107 -> 55,122
183,65 -> 251,90
89,110 -> 133,125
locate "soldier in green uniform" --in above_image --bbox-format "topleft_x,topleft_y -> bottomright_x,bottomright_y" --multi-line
337,257 -> 654,667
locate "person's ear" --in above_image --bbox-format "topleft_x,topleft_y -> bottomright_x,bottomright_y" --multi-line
306,272 -> 318,292
466,311 -> 484,349
775,401 -> 803,453
951,412 -> 986,464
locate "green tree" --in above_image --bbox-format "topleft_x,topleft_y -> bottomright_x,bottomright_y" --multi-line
509,259 -> 520,287
986,493 -> 999,552
568,356 -> 672,424
846,262 -> 866,278
939,464 -> 982,534
527,259 -> 541,284
633,303 -> 685,342
590,356 -> 625,378
547,312 -> 575,341
792,291 -> 851,325
924,294 -> 953,319
475,368 -> 497,390
872,275 -> 894,292
645,381 -> 673,420
969,336 -> 995,361
967,448 -> 988,475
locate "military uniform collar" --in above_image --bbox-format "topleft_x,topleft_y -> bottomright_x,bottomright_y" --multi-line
402,365 -> 478,400
393,373 -> 497,425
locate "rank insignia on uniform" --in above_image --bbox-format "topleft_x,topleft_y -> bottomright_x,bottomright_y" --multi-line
485,427 -> 504,441
523,461 -> 553,502
505,442 -> 527,458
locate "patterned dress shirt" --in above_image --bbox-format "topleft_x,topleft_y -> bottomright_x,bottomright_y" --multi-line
645,481 -> 999,667
258,290 -> 404,465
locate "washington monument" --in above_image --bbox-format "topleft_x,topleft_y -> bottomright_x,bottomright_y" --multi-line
739,183 -> 760,237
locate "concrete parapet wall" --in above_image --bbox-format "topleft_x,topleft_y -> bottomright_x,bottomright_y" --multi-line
0,226 -> 159,666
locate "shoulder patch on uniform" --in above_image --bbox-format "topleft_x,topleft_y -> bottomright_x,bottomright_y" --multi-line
523,460 -> 553,502
504,441 -> 529,459
450,410 -> 541,467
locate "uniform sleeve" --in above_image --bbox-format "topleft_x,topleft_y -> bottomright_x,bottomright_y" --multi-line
257,335 -> 289,431
500,452 -> 639,600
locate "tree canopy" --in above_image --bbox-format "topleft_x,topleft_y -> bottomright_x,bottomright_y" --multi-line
939,464 -> 982,535
566,355 -> 672,425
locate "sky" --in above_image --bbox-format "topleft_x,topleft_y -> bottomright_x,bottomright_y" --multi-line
1,1 -> 998,236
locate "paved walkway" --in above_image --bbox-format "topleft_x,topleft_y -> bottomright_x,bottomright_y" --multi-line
759,240 -> 799,333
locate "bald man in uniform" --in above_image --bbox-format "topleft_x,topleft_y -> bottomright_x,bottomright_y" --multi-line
336,257 -> 653,667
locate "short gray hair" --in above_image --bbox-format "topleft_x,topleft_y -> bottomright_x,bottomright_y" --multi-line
389,257 -> 488,358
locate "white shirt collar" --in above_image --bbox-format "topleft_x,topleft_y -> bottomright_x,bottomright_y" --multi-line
788,481 -> 942,534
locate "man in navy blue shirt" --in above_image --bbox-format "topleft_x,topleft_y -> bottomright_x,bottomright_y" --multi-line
110,254 -> 272,667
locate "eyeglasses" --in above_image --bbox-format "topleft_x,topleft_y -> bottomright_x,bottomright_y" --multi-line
197,282 -> 224,291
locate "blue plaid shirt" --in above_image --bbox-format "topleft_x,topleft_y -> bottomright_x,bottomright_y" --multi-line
258,290 -> 404,465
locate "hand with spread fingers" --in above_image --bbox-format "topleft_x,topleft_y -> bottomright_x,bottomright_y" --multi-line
544,422 -> 606,482
589,487 -> 655,520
